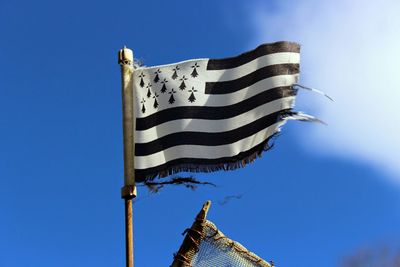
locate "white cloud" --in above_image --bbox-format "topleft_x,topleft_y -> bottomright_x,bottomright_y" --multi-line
248,0 -> 400,180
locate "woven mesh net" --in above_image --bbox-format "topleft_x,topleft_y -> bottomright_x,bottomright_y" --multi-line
189,220 -> 273,267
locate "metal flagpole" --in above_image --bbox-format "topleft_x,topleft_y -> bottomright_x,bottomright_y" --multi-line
118,46 -> 137,267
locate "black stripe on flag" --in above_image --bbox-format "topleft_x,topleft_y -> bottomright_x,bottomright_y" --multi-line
135,109 -> 286,156
205,63 -> 299,94
136,86 -> 295,131
135,130 -> 279,181
207,41 -> 300,70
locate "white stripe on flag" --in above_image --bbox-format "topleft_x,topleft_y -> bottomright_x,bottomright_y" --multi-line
206,52 -> 300,82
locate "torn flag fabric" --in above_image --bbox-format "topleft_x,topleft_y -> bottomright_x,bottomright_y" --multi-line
134,41 -> 305,182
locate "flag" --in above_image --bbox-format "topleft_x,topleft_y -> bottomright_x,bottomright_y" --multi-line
134,41 -> 304,182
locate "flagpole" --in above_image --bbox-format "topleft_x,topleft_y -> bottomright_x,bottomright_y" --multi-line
118,46 -> 137,267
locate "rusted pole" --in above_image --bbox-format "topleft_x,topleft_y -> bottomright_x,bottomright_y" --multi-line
118,46 -> 137,267
171,201 -> 211,267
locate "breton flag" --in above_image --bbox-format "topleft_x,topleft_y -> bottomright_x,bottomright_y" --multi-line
134,41 -> 309,182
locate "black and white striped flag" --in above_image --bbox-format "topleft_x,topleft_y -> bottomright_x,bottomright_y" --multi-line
134,41 -> 307,182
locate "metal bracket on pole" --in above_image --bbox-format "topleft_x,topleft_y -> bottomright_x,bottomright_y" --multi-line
121,185 -> 137,199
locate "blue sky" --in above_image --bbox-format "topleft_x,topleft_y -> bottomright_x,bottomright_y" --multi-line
1,0 -> 400,266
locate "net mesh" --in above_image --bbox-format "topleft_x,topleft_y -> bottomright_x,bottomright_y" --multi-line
189,220 -> 273,267
171,201 -> 273,267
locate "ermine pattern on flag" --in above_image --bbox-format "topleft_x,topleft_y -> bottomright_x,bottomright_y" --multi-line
133,42 -> 301,182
